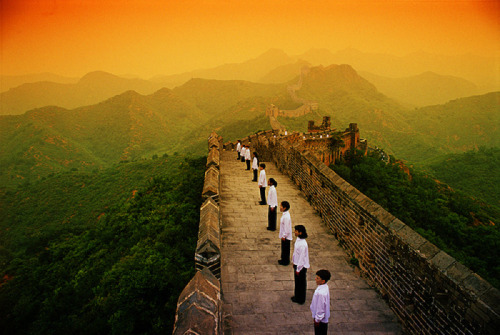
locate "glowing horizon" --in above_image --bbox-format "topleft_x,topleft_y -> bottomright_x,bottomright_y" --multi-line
1,0 -> 499,78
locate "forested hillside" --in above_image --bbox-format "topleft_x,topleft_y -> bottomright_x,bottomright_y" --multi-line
0,155 -> 206,334
425,147 -> 500,207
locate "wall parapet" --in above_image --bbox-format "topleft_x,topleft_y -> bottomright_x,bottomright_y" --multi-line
173,132 -> 224,335
244,133 -> 499,335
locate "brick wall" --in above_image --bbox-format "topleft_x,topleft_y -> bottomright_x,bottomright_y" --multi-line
173,132 -> 224,335
239,132 -> 500,335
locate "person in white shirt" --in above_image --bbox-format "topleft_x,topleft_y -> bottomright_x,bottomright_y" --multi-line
236,140 -> 241,160
245,145 -> 251,170
267,178 -> 278,231
278,201 -> 292,265
291,224 -> 309,304
251,152 -> 259,182
258,163 -> 267,205
310,269 -> 331,335
240,145 -> 246,163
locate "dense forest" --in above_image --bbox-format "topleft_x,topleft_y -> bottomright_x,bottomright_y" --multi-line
425,147 -> 500,207
331,150 -> 500,288
0,155 -> 206,334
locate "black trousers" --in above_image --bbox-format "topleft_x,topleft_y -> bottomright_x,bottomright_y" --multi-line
259,187 -> 266,204
237,152 -> 240,160
252,169 -> 258,181
314,322 -> 328,335
241,156 -> 245,162
280,239 -> 290,264
268,206 -> 277,230
293,265 -> 307,303
246,160 -> 250,170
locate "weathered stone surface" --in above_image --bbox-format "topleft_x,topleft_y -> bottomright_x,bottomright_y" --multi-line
430,251 -> 456,272
207,147 -> 220,169
196,195 -> 221,277
202,166 -> 220,202
395,225 -> 427,250
173,268 -> 221,335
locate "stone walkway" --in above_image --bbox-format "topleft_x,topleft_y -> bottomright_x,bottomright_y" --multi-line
220,151 -> 403,335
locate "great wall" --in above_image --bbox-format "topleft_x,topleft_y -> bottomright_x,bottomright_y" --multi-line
172,126 -> 499,334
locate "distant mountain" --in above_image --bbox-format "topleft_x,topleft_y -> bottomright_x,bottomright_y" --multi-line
257,60 -> 311,84
290,65 -> 499,163
1,65 -> 498,187
172,78 -> 287,117
359,71 -> 479,107
291,64 -> 414,153
151,48 -> 295,88
0,73 -> 78,93
0,71 -> 164,115
407,92 -> 500,154
296,48 -> 499,92
0,88 -> 207,186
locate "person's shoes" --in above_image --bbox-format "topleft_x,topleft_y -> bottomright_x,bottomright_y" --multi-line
267,227 -> 275,231
278,260 -> 289,266
291,297 -> 304,304
259,202 -> 267,205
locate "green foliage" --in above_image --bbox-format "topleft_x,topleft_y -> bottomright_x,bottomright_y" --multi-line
331,150 -> 500,288
424,147 -> 500,207
0,155 -> 206,334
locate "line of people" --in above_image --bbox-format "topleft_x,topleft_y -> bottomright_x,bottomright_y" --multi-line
235,140 -> 332,335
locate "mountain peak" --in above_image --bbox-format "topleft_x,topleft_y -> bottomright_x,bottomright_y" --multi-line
78,71 -> 120,83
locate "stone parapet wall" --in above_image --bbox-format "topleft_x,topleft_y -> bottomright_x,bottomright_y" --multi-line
246,134 -> 499,335
173,133 -> 224,335
172,268 -> 221,335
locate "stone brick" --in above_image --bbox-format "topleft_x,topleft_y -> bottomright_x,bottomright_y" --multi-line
174,268 -> 221,335
207,147 -> 220,169
202,165 -> 220,202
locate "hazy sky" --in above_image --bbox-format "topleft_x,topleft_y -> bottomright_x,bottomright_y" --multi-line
1,0 -> 499,78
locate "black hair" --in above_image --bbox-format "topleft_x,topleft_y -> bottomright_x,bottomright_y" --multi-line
316,269 -> 331,282
253,152 -> 258,157
281,201 -> 290,211
294,225 -> 308,239
260,163 -> 266,169
269,178 -> 277,187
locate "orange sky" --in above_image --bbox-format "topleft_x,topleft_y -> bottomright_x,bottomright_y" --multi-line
1,0 -> 499,78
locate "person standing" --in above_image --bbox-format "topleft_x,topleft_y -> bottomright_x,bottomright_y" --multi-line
278,201 -> 292,265
267,178 -> 278,231
240,145 -> 246,163
251,152 -> 259,182
258,163 -> 267,205
236,140 -> 241,160
245,145 -> 251,170
291,225 -> 309,304
310,270 -> 331,335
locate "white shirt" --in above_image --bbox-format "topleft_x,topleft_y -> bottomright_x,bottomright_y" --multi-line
279,211 -> 292,240
240,147 -> 246,157
310,283 -> 330,323
268,185 -> 277,208
258,169 -> 266,187
245,148 -> 251,160
292,238 -> 310,273
236,142 -> 241,152
252,157 -> 258,170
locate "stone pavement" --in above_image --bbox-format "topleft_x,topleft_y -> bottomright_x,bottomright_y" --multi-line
219,150 -> 403,335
